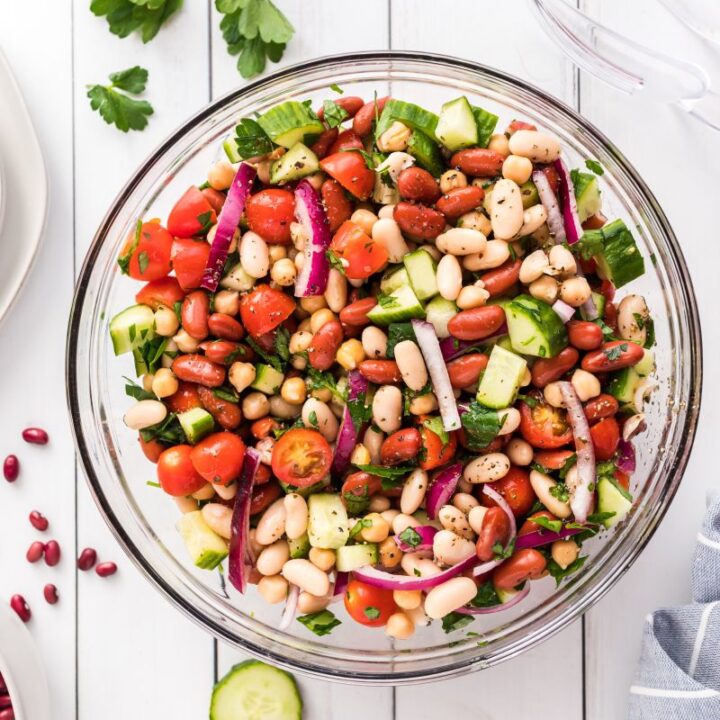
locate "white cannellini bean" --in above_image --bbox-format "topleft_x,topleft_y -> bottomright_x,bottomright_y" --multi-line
452,492 -> 479,514
393,513 -> 421,536
497,407 -> 521,435
239,230 -> 270,278
212,481 -> 237,501
363,425 -> 384,464
462,239 -> 510,271
468,505 -> 489,535
424,577 -> 478,619
529,470 -> 572,518
400,468 -> 429,515
302,398 -> 338,442
372,385 -> 403,433
506,438 -> 533,466
255,498 -> 287,545
257,575 -> 289,604
490,179 -> 524,240
435,227 -> 487,256
508,130 -> 561,163
438,505 -> 474,539
123,400 -> 167,430
283,493 -> 309,540
571,369 -> 601,401
256,540 -> 290,576
201,503 -> 233,539
281,559 -> 330,597
436,254 -> 463,301
519,249 -> 550,284
270,395 -> 302,420
617,294 -> 649,345
297,591 -> 330,614
175,496 -> 198,514
463,453 -> 511,484
433,530 -> 476,567
393,340 -> 428,391
456,285 -> 489,310
517,204 -> 548,237
372,218 -> 409,263
378,204 -> 395,219
361,326 -> 388,359
324,269 -> 347,313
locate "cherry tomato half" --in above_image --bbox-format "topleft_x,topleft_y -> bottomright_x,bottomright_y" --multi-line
419,424 -> 457,471
245,189 -> 295,245
119,221 -> 173,281
320,152 -> 375,200
344,579 -> 397,627
590,417 -> 620,461
189,432 -> 246,486
519,399 -> 573,449
482,466 -> 535,518
532,449 -> 575,471
167,186 -> 217,238
135,276 -> 185,310
271,429 -> 333,488
331,221 -> 389,280
239,284 -> 296,337
172,238 -> 211,290
157,445 -> 207,496
165,381 -> 203,413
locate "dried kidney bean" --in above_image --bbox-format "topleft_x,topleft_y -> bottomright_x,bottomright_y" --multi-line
307,320 -> 343,371
44,540 -> 61,567
10,595 -> 31,622
393,202 -> 446,240
581,340 -> 644,373
26,541 -> 45,563
208,313 -> 244,341
447,353 -> 489,388
380,428 -> 422,466
198,386 -> 241,430
44,584 -> 59,605
2,455 -> 19,482
181,290 -> 210,340
450,148 -> 505,177
96,562 -> 118,578
29,510 -> 49,531
397,167 -> 441,204
352,96 -> 390,137
22,427 -> 48,445
77,548 -> 98,571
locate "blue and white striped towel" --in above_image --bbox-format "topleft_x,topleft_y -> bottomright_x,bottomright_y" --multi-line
628,496 -> 720,718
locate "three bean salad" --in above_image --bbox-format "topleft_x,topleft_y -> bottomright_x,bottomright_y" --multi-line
110,91 -> 655,643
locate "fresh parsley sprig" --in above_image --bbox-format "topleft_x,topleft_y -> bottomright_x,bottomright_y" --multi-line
87,66 -> 154,133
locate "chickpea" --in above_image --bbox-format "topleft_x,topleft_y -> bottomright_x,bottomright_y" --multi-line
560,277 -> 592,307
368,495 -> 391,513
213,290 -> 239,316
151,368 -> 178,398
309,547 -> 336,572
408,393 -> 438,415
173,329 -> 199,353
289,330 -> 313,355
142,374 -> 154,393
571,369 -> 601,401
336,339 -> 365,371
360,513 -> 390,543
154,306 -> 180,337
257,575 -> 288,604
386,612 -> 415,640
502,155 -> 533,185
351,208 -> 378,235
487,133 -> 510,157
280,377 -> 307,405
350,443 -> 371,466
529,275 -> 559,304
377,121 -> 411,152
551,539 -> 580,570
310,308 -> 336,334
393,589 -> 422,610
299,295 -> 326,314
207,160 -> 236,190
439,169 -> 468,194
228,362 -> 256,393
379,536 -> 402,568
242,391 -> 270,420
543,382 -> 565,408
270,395 -> 301,420
270,258 -> 297,286
268,244 -> 287,263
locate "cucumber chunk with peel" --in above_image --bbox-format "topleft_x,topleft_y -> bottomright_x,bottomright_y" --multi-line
476,345 -> 528,409
258,101 -> 324,149
270,142 -> 319,184
109,304 -> 155,355
505,295 -> 568,358
308,494 -> 349,549
436,96 -> 478,152
177,511 -> 228,570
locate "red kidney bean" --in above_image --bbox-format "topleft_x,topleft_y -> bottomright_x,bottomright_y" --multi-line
250,417 -> 279,440
435,186 -> 485,220
201,187 -> 226,215
581,340 -> 644,373
310,128 -> 338,160
198,385 -> 241,430
506,119 -> 537,135
172,354 -> 226,387
329,129 -> 364,155
352,96 -> 390,137
43,584 -> 59,605
397,167 -> 441,204
447,305 -> 506,341
181,290 -> 210,340
10,594 -> 31,623
200,340 -> 242,364
321,178 -> 353,233
341,322 -> 362,340
29,510 -> 49,531
339,297 -> 377,326
567,320 -> 603,350
492,548 -> 547,590
77,547 -> 97,571
475,507 -> 512,561
307,320 -> 343,371
96,562 -> 118,578
317,95 -> 364,120
393,202 -> 446,241
604,302 -> 619,334
22,427 -> 48,445
26,541 -> 45,563
531,347 -> 580,388
447,353 -> 489,388
208,313 -> 244,341
582,211 -> 607,230
584,393 -> 619,422
358,360 -> 402,384
380,428 -> 422,466
450,148 -> 505,177
250,481 -> 282,515
478,258 -> 522,297
44,540 -> 61,567
2,455 -> 19,482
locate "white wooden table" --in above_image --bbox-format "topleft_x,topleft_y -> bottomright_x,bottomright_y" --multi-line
0,1 -> 717,718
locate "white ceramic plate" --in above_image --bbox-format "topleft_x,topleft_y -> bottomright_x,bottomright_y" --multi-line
0,49 -> 47,329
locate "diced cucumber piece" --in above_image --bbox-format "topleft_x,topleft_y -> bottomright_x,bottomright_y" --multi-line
210,660 -> 302,720
635,348 -> 655,377
476,345 -> 528,409
380,266 -> 410,294
571,169 -> 602,222
519,180 -> 539,209
178,407 -> 215,444
269,142 -> 319,185
367,285 -> 425,326
580,292 -> 605,320
425,296 -> 457,339
258,101 -> 324,149
177,511 -> 228,570
406,130 -> 444,177
288,533 -> 311,559
109,304 -> 155,355
375,99 -> 439,141
436,96 -> 478,152
251,364 -> 284,395
581,219 -> 645,289
607,349 -> 654,410
403,249 -> 438,301
335,543 -> 378,572
307,494 -> 349,549
471,105 -> 499,148
222,137 -> 242,164
597,476 -> 633,528
496,586 -> 523,604
505,295 -> 568,358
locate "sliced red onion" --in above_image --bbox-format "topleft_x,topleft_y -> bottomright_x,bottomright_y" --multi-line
425,463 -> 462,520
331,370 -> 369,477
201,162 -> 256,292
279,584 -> 299,630
294,179 -> 332,297
532,169 -> 565,243
228,447 -> 261,593
552,299 -> 575,324
439,324 -> 508,361
412,319 -> 461,432
333,571 -> 349,599
557,381 -> 596,524
394,525 -> 438,553
455,583 -> 530,615
483,485 -> 517,539
515,526 -> 583,549
554,158 -> 583,245
617,439 -> 636,473
471,558 -> 503,577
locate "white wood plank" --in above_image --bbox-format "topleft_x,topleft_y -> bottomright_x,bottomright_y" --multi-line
72,1 -> 215,717
0,2 -> 76,716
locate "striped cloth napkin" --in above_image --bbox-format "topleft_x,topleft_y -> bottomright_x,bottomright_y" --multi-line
628,495 -> 720,718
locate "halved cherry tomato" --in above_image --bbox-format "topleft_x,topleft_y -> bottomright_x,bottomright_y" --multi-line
245,189 -> 295,245
330,221 -> 388,280
172,238 -> 211,290
340,471 -> 382,506
251,417 -> 280,440
590,417 -> 620,461
239,284 -> 296,337
419,424 -> 457,471
320,152 -> 375,200
157,445 -> 207,496
271,429 -> 333,488
321,178 -> 353,233
167,186 -> 217,238
482,466 -> 535,517
135,276 -> 185,310
614,468 -> 630,491
119,221 -> 173,281
344,579 -> 397,627
165,381 -> 203,413
533,449 -> 575,471
519,398 -> 573,449
189,432 -> 246,486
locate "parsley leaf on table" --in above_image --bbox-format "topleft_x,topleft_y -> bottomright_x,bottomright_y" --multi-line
90,0 -> 183,43
87,66 -> 154,133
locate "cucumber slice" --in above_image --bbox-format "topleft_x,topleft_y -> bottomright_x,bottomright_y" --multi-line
406,130 -> 444,177
258,101 -> 324,149
505,295 -> 568,358
109,304 -> 155,356
308,493 -> 349,549
375,99 -> 439,141
634,348 -> 655,377
336,543 -> 378,572
210,660 -> 302,720
178,407 -> 215,444
436,96 -> 478,152
471,105 -> 499,148
366,285 -> 425,326
496,585 -> 524,604
476,345 -> 527,409
581,219 -> 645,289
269,143 -> 319,185
519,180 -> 539,209
288,533 -> 311,559
425,296 -> 457,339
571,170 -> 602,222
597,476 -> 633,528
580,292 -> 605,320
380,266 -> 410,294
222,137 -> 242,164
251,364 -> 285,395
177,511 -> 228,570
607,350 -> 653,410
403,249 -> 438,301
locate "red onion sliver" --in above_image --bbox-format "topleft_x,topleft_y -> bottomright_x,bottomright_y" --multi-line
425,463 -> 462,520
483,485 -> 517,539
455,583 -> 530,615
393,525 -> 438,553
532,169 -> 565,243
333,571 -> 349,599
439,325 -> 508,361
294,180 -> 332,297
617,439 -> 636,473
552,299 -> 576,324
554,158 -> 584,245
331,370 -> 368,477
471,558 -> 503,577
279,584 -> 299,630
515,526 -> 583,549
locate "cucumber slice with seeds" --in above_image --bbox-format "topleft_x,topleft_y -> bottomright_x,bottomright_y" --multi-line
258,101 -> 324,149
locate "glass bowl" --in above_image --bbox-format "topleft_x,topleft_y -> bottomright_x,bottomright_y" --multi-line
66,52 -> 702,684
